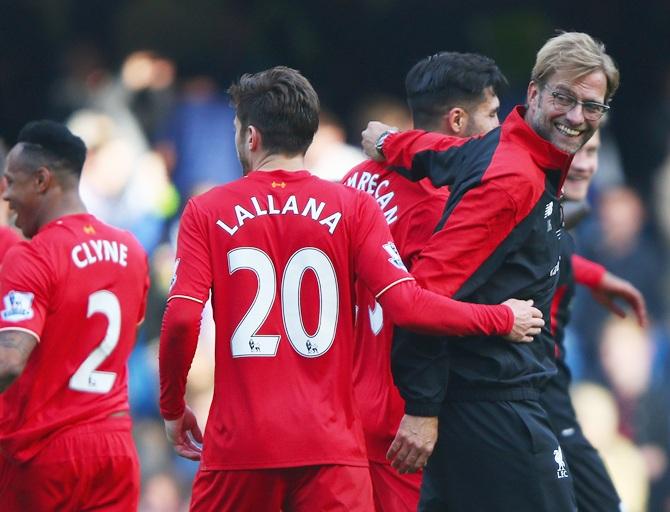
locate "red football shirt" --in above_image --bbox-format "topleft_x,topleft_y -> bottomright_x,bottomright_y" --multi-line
342,160 -> 449,462
168,169 -> 414,470
0,226 -> 21,265
0,214 -> 149,462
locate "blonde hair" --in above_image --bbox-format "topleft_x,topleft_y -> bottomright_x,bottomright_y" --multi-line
532,32 -> 620,101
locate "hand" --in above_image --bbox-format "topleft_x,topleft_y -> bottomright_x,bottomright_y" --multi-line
361,121 -> 395,161
387,414 -> 438,474
502,299 -> 544,342
592,272 -> 648,328
164,405 -> 203,461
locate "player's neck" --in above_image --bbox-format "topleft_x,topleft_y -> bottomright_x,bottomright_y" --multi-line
252,153 -> 306,173
39,191 -> 88,228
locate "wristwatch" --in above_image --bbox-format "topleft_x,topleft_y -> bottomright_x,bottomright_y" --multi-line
375,129 -> 398,158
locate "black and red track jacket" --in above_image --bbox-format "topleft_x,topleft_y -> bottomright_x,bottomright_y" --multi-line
384,106 -> 573,413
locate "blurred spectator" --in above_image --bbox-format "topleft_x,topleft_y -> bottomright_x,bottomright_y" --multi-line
351,94 -> 413,134
139,472 -> 187,512
304,110 -> 365,181
588,125 -> 626,196
572,382 -> 649,512
68,109 -> 177,254
121,51 -> 177,138
571,186 -> 666,381
153,75 -> 241,205
599,316 -> 670,511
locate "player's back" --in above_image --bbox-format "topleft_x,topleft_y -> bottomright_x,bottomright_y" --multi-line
342,160 -> 449,461
0,214 -> 149,462
171,169 -> 411,470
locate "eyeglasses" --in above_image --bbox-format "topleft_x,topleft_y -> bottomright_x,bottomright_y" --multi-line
549,90 -> 610,121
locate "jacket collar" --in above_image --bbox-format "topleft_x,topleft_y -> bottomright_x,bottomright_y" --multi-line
503,106 -> 573,189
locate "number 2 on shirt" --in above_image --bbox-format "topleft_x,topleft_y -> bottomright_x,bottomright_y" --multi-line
69,290 -> 121,394
228,247 -> 338,358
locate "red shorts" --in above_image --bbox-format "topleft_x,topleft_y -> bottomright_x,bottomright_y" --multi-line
190,464 -> 374,511
369,460 -> 422,512
0,415 -> 139,512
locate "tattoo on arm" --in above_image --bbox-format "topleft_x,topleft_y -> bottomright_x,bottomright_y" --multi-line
0,331 -> 38,392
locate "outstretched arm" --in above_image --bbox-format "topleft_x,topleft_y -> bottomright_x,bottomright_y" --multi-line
378,279 -> 544,340
572,254 -> 648,327
361,122 -> 470,187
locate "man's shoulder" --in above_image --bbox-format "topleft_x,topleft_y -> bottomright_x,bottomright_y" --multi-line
38,215 -> 143,251
343,159 -> 441,197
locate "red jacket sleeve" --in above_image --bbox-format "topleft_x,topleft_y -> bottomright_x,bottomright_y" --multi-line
572,254 -> 606,289
382,130 -> 471,186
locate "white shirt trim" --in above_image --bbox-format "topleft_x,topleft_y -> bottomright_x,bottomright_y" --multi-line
167,294 -> 205,304
375,277 -> 414,299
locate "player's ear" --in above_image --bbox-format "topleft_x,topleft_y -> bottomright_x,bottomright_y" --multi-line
248,125 -> 262,152
445,108 -> 467,135
527,80 -> 541,109
34,166 -> 53,193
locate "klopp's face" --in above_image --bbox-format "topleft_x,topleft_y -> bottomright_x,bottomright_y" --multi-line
526,69 -> 608,154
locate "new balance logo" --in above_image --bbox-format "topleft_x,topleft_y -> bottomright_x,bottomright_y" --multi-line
272,181 -> 286,188
544,201 -> 554,218
554,446 -> 569,479
83,225 -> 96,234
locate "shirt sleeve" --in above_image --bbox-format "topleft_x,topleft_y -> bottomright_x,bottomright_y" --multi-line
0,243 -> 53,341
382,130 -> 471,187
138,253 -> 151,324
159,296 -> 204,420
393,191 -> 447,268
572,254 -> 606,289
168,199 -> 213,304
351,192 -> 415,297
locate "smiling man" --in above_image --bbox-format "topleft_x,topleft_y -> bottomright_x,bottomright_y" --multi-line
361,32 -> 619,511
0,120 -> 149,511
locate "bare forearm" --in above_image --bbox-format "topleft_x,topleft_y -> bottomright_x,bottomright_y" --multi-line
0,373 -> 19,392
0,330 -> 37,392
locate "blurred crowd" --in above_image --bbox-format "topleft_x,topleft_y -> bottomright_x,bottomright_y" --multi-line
2,46 -> 670,512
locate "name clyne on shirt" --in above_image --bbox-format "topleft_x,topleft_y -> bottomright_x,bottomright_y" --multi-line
71,239 -> 129,269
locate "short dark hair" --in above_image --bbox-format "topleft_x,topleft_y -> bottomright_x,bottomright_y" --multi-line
17,120 -> 87,176
405,52 -> 508,127
228,66 -> 320,156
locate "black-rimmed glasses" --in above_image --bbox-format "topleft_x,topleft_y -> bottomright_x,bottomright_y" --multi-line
549,90 -> 610,121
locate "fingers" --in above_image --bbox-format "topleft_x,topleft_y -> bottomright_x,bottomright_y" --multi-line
190,422 -> 204,444
175,444 -> 202,461
386,436 -> 402,461
628,291 -> 648,328
387,430 -> 432,474
389,440 -> 428,474
530,306 -> 542,318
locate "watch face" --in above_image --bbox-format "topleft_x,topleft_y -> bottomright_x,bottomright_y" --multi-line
376,131 -> 390,154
